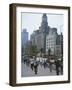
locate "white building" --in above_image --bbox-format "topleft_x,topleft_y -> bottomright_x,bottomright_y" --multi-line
46,28 -> 57,55
46,27 -> 63,58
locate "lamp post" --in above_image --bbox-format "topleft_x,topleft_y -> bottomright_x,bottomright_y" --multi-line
60,25 -> 63,59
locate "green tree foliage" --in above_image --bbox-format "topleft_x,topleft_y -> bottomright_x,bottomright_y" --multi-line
40,48 -> 44,53
21,46 -> 24,56
48,48 -> 51,56
40,48 -> 44,57
29,45 -> 38,57
24,44 -> 38,58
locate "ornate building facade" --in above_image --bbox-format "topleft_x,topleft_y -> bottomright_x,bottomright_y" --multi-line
30,13 -> 63,57
46,28 -> 57,55
46,28 -> 63,57
30,14 -> 49,53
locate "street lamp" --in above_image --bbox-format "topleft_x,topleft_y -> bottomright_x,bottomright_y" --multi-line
59,25 -> 63,61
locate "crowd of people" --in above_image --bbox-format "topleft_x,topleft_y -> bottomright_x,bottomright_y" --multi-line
22,56 -> 63,75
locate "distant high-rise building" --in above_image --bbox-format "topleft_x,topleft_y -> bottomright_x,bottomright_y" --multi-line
21,29 -> 28,47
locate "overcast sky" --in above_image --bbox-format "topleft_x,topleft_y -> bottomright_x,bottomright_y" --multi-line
21,13 -> 64,39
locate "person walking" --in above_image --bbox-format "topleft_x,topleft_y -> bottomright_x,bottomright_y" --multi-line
55,60 -> 60,75
34,62 -> 38,74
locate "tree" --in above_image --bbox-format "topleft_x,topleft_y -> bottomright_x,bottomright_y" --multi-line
40,48 -> 44,57
30,45 -> 38,57
48,48 -> 51,56
21,45 -> 24,56
47,48 -> 51,61
24,43 -> 38,59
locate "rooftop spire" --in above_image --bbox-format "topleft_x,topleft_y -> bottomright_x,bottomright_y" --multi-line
41,13 -> 48,30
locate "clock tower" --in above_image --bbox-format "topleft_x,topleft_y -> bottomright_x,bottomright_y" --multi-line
41,13 -> 48,32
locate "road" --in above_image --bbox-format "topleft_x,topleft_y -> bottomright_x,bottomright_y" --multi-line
21,61 -> 62,77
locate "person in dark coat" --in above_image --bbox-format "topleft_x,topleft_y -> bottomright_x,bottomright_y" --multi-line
34,62 -> 38,74
31,62 -> 34,70
49,62 -> 52,72
55,60 -> 60,75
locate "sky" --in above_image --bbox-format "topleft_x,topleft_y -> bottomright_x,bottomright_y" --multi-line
21,13 -> 64,39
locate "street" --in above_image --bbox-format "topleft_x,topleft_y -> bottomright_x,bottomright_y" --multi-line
21,60 -> 62,77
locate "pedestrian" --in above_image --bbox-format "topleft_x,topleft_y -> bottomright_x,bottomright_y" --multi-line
43,61 -> 47,68
31,62 -> 34,70
60,64 -> 63,74
34,62 -> 38,74
55,60 -> 60,75
49,62 -> 52,72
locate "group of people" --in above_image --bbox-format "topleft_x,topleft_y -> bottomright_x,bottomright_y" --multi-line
22,56 -> 63,75
49,60 -> 63,75
30,61 -> 38,74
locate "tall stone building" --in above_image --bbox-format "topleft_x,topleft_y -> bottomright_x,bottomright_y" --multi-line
46,28 -> 57,55
55,33 -> 63,57
30,13 -> 49,53
46,28 -> 63,57
30,13 -> 63,57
